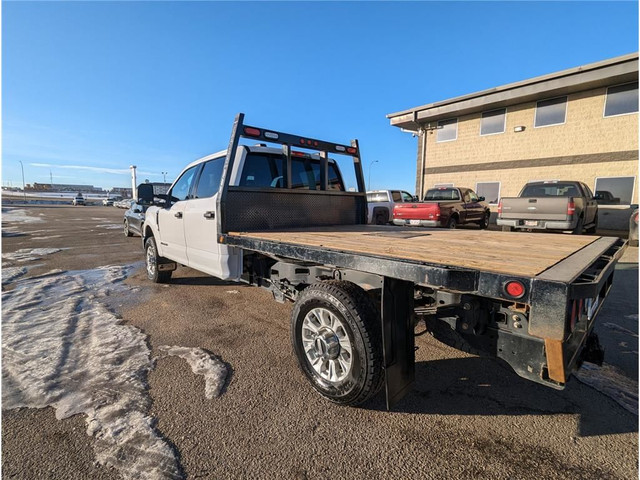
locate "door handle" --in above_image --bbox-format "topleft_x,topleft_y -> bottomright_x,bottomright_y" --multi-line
203,211 -> 215,219
174,212 -> 183,219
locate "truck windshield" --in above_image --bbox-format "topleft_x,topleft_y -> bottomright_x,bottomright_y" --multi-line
521,183 -> 580,197
239,153 -> 344,191
367,192 -> 388,203
424,188 -> 460,201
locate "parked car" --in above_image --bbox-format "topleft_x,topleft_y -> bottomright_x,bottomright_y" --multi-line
115,199 -> 134,209
629,209 -> 638,247
72,193 -> 85,206
123,202 -> 147,237
366,189 -> 416,224
392,187 -> 490,229
103,195 -> 123,206
497,181 -> 598,234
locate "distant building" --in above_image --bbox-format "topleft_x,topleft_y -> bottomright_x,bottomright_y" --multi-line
27,183 -> 104,193
387,53 -> 638,209
109,187 -> 133,198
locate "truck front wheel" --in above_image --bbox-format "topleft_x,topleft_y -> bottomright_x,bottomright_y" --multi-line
145,236 -> 172,283
291,281 -> 383,406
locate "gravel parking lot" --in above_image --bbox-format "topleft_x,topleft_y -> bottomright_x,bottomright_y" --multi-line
2,204 -> 638,479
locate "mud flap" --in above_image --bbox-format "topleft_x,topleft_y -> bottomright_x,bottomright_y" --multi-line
382,277 -> 415,410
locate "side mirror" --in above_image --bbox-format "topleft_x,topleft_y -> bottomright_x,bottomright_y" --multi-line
138,183 -> 155,205
478,196 -> 485,202
412,196 -> 419,202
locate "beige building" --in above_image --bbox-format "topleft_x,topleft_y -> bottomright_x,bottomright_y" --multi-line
387,53 -> 638,213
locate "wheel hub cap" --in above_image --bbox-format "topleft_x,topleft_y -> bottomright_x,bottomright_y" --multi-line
302,307 -> 353,383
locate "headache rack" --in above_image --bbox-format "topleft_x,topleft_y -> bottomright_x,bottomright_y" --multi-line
217,113 -> 368,237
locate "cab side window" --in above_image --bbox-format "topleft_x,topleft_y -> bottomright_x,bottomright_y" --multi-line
170,165 -> 199,202
401,191 -> 414,202
195,158 -> 225,198
469,191 -> 479,202
391,191 -> 402,202
463,190 -> 471,203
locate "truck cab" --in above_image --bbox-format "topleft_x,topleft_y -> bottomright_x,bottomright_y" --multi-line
141,146 -> 346,280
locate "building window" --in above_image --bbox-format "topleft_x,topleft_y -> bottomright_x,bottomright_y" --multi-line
475,181 -> 501,205
480,109 -> 506,136
534,96 -> 567,127
436,118 -> 457,142
604,83 -> 638,117
594,176 -> 635,205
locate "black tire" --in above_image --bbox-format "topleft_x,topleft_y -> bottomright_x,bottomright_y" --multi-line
572,216 -> 584,235
144,236 -> 172,283
375,214 -> 385,225
502,226 -> 514,232
446,216 -> 458,229
585,215 -> 598,234
478,211 -> 490,229
124,219 -> 133,237
291,281 -> 383,406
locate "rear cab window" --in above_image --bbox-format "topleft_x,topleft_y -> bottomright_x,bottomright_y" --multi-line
520,183 -> 581,197
367,192 -> 389,203
239,153 -> 345,191
424,188 -> 461,201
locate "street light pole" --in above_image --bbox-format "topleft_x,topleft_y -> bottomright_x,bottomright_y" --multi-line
19,160 -> 26,203
162,171 -> 167,184
368,160 -> 379,189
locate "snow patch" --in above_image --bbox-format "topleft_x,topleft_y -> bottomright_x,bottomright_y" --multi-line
158,346 -> 228,399
2,266 -> 182,480
2,208 -> 44,224
96,224 -> 123,230
2,248 -> 62,262
2,266 -> 27,284
575,363 -> 638,416
32,235 -> 63,241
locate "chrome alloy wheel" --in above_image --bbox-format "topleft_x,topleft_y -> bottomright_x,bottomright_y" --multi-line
146,243 -> 157,277
302,307 -> 353,383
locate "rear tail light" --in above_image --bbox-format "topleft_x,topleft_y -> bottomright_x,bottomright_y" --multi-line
634,212 -> 638,224
498,200 -> 503,215
504,280 -> 525,299
567,200 -> 576,216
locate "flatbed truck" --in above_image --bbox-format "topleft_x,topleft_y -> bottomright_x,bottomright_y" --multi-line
138,114 -> 626,409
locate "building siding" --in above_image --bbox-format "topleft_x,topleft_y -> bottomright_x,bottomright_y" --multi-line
420,85 -> 638,204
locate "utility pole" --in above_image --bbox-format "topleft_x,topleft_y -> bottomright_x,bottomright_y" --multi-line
50,170 -> 53,189
130,165 -> 137,201
162,171 -> 167,184
19,161 -> 26,203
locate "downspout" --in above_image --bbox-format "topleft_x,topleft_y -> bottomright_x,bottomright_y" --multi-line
418,126 -> 427,200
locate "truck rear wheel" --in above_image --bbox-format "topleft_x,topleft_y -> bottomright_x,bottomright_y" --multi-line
447,216 -> 458,229
291,281 -> 383,406
145,236 -> 172,283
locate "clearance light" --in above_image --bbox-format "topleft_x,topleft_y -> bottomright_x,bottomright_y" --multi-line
291,151 -> 307,157
264,131 -> 279,140
244,127 -> 261,137
335,145 -> 346,152
347,147 -> 357,154
505,280 -> 525,298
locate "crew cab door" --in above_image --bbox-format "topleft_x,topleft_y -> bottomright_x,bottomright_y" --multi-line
157,165 -> 199,265
183,157 -> 228,277
463,189 -> 484,221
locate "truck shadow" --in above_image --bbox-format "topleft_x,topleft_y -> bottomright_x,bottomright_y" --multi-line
366,357 -> 637,438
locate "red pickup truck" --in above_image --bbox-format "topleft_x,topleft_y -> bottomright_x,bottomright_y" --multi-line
392,187 -> 491,229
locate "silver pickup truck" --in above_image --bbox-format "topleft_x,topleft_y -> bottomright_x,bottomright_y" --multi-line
497,181 -> 598,234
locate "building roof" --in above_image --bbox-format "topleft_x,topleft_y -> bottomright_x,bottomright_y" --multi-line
387,52 -> 639,131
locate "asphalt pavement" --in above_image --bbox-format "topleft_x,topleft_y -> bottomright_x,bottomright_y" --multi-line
2,204 -> 638,479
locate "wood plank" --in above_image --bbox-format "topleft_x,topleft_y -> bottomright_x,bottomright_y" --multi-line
228,226 -> 597,277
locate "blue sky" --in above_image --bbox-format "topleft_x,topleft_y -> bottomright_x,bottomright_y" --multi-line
3,1 -> 638,192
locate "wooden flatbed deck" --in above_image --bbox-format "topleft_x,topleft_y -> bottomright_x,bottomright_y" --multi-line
228,225 -> 598,278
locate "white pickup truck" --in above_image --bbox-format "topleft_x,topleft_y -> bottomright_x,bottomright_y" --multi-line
137,114 -> 624,409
